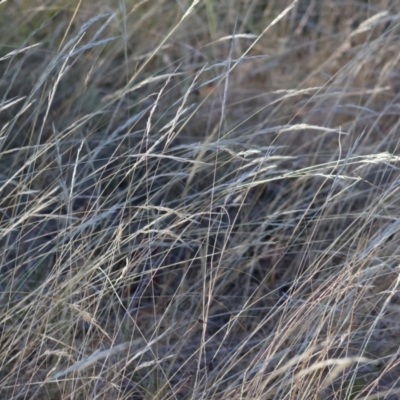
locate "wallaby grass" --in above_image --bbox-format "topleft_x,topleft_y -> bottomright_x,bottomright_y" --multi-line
1,0 -> 400,399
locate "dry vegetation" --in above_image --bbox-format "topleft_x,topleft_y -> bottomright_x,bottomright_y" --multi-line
1,0 -> 400,399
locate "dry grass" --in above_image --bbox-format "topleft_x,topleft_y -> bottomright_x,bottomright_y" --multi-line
1,0 -> 400,399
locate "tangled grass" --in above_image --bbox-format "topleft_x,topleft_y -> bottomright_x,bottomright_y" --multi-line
1,0 -> 400,399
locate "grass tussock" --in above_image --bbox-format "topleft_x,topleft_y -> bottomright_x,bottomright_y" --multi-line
1,0 -> 400,399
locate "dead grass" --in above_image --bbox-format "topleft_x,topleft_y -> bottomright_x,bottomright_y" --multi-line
1,0 -> 400,399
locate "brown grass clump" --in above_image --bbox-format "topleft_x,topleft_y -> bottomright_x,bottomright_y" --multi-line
1,0 -> 400,399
